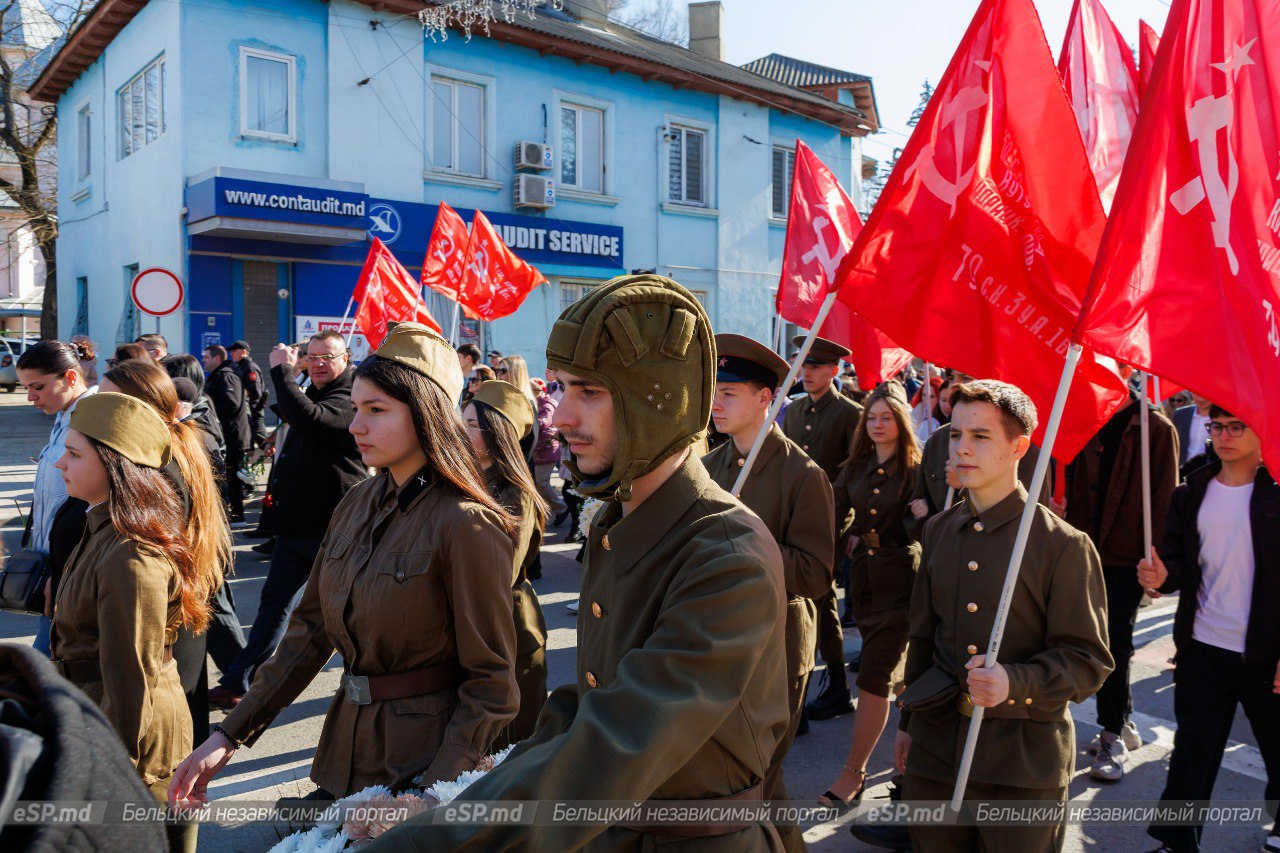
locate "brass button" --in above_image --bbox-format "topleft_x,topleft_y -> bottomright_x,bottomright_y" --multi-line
868,549 -> 876,556
869,528 -> 876,534
966,644 -> 978,654
585,672 -> 598,688
591,602 -> 603,619
870,508 -> 878,516
602,535 -> 611,551
1007,699 -> 1015,705
737,459 -> 744,467
1025,698 -> 1033,705
802,445 -> 809,450
973,521 -> 984,532
872,488 -> 880,495
395,571 -> 405,580
967,602 -> 978,613
877,468 -> 885,475
968,561 -> 979,571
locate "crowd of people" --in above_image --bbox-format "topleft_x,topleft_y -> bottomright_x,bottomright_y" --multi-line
6,272 -> 1276,853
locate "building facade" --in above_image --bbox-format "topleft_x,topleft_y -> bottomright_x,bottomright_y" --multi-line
32,0 -> 877,374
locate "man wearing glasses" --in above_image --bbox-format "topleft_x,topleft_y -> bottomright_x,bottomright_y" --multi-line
208,330 -> 369,710
1140,408 -> 1280,853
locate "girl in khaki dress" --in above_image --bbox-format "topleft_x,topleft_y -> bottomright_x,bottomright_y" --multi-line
463,380 -> 550,747
169,323 -> 519,807
818,385 -> 922,810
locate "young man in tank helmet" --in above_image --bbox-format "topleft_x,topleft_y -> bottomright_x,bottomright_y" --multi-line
703,333 -> 835,852
367,274 -> 791,851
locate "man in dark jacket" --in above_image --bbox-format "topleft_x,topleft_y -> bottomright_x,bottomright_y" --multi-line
1139,407 -> 1280,853
208,330 -> 367,709
203,344 -> 252,522
228,340 -> 269,450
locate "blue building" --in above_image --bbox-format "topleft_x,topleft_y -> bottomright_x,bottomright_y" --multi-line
31,0 -> 878,373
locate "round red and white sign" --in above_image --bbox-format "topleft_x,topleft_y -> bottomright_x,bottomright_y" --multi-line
130,267 -> 185,317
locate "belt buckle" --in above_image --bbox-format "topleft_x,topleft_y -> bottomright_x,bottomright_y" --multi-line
863,532 -> 880,548
344,675 -> 371,705
958,692 -> 975,718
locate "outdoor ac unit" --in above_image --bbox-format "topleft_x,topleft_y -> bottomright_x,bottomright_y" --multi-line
514,141 -> 553,171
514,174 -> 555,209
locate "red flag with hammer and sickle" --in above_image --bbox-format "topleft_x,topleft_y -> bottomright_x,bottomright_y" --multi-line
421,202 -> 477,318
1078,0 -> 1280,471
833,0 -> 1128,462
458,211 -> 548,322
354,238 -> 441,348
776,141 -> 911,386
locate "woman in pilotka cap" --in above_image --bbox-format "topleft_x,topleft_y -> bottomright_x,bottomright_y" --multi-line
463,380 -> 550,747
51,391 -> 210,851
169,322 -> 519,807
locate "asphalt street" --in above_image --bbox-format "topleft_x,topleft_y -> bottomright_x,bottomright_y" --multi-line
0,391 -> 1271,851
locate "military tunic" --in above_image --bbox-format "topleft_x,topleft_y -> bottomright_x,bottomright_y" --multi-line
220,468 -> 518,795
833,452 -> 920,697
898,486 -> 1112,851
368,453 -> 790,852
51,505 -> 191,792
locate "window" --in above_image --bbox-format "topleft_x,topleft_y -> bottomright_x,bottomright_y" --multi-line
667,125 -> 706,206
772,146 -> 795,218
76,105 -> 91,180
560,280 -> 600,314
240,47 -> 296,142
118,57 -> 165,158
116,264 -> 140,344
560,103 -> 604,193
73,277 -> 89,337
431,76 -> 485,177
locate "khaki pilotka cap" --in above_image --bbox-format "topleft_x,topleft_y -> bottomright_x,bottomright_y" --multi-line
69,392 -> 173,469
470,380 -> 535,441
546,273 -> 715,502
370,322 -> 464,403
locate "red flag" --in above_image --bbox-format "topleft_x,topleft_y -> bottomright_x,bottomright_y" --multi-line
1078,0 -> 1280,469
776,141 -> 912,386
1058,0 -> 1141,210
354,238 -> 441,348
833,0 -> 1127,462
421,203 -> 475,318
1139,19 -> 1161,95
459,211 -> 547,322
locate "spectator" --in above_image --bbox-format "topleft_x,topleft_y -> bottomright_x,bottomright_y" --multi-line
531,378 -> 568,526
15,339 -> 98,655
1140,407 -> 1280,853
111,342 -> 149,367
228,341 -> 269,450
207,330 -> 367,710
1173,393 -> 1216,477
1064,373 -> 1179,782
70,335 -> 99,385
498,355 -> 540,455
202,345 -> 251,523
135,334 -> 168,361
462,364 -> 496,408
163,355 -> 225,459
487,350 -> 504,369
457,342 -> 481,375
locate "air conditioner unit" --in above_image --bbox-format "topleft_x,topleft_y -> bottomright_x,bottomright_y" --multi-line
514,174 -> 555,209
514,141 -> 553,171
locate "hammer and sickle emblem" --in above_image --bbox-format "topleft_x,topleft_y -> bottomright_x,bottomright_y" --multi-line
905,61 -> 990,217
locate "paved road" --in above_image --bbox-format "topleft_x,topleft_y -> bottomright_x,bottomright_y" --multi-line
0,392 -> 1271,851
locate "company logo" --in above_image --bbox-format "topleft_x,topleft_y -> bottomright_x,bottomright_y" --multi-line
367,203 -> 403,244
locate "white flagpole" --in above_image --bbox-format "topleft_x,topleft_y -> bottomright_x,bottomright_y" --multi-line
950,342 -> 1083,809
1138,371 -> 1154,561
772,316 -> 784,354
450,301 -> 462,347
944,485 -> 956,511
922,361 -> 935,438
1152,375 -> 1162,406
731,291 -> 839,497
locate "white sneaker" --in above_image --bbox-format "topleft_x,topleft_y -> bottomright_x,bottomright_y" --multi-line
1120,720 -> 1142,752
1089,734 -> 1129,782
1263,825 -> 1280,852
566,601 -> 579,614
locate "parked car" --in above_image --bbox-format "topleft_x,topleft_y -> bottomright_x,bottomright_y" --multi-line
0,339 -> 17,392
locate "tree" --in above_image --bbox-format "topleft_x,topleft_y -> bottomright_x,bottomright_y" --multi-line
610,0 -> 688,46
861,79 -> 933,213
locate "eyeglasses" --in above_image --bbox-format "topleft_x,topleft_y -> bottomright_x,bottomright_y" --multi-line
106,359 -> 118,368
496,367 -> 509,375
304,353 -> 343,364
467,376 -> 481,385
1206,422 -> 1248,437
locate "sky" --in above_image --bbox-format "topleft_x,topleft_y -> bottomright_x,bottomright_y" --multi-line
716,0 -> 1172,164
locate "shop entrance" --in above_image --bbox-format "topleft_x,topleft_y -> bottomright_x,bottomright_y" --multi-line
234,260 -> 291,360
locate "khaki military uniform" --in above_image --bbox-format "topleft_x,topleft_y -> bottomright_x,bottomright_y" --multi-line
369,454 -> 790,851
704,425 -> 834,851
833,453 -> 920,697
52,505 -> 191,793
781,387 -> 862,687
897,485 -> 1112,851
220,468 -> 518,795
489,473 -> 549,750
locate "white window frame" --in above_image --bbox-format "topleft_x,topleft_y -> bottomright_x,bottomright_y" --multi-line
554,90 -> 612,196
117,56 -> 165,159
771,144 -> 796,219
426,65 -> 496,179
75,101 -> 91,181
664,115 -> 714,208
559,278 -> 601,315
239,46 -> 298,143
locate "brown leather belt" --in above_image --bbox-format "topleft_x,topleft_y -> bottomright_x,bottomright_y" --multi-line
957,692 -> 1032,720
618,780 -> 767,839
54,647 -> 173,683
342,662 -> 466,705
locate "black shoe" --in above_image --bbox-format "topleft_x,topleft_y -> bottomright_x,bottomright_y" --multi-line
850,822 -> 912,850
244,527 -> 274,540
806,676 -> 854,720
795,710 -> 810,737
847,650 -> 862,673
553,509 -> 570,527
274,786 -> 336,814
840,612 -> 856,629
251,539 -> 276,555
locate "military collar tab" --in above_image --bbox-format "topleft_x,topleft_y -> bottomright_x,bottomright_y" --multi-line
954,483 -> 1029,533
86,502 -> 113,533
394,465 -> 435,511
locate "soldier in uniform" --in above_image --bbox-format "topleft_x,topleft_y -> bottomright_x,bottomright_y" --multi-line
703,333 -> 835,852
367,274 -> 790,850
887,380 -> 1112,851
228,340 -> 269,450
781,336 -> 863,721
170,323 -> 518,804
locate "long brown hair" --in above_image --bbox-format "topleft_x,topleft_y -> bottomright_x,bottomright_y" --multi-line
104,359 -> 229,629
91,440 -> 211,633
355,357 -> 519,541
846,389 -> 922,497
472,400 -> 550,528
